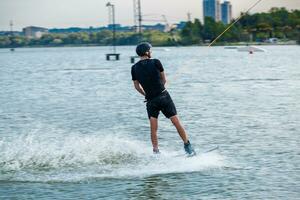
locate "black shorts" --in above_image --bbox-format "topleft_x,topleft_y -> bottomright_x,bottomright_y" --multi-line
146,91 -> 177,119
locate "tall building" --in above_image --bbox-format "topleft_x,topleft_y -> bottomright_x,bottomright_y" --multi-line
221,1 -> 232,24
23,26 -> 48,38
203,0 -> 221,22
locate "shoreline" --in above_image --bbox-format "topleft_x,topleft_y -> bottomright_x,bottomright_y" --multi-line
1,41 -> 298,49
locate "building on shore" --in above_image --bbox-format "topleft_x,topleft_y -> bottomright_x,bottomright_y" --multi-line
221,1 -> 232,24
203,0 -> 221,22
203,0 -> 232,24
176,21 -> 187,30
23,26 -> 48,38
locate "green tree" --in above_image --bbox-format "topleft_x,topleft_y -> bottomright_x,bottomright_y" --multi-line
40,34 -> 55,45
51,38 -> 63,45
180,21 -> 194,45
192,19 -> 203,42
0,36 -> 11,47
202,17 -> 221,41
10,36 -> 29,47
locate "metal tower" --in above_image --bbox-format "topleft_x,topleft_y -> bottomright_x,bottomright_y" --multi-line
106,2 -> 116,53
105,2 -> 120,60
9,20 -> 15,51
133,0 -> 142,38
10,20 -> 13,35
187,12 -> 192,22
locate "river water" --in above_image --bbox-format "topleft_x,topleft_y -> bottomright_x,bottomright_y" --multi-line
0,46 -> 299,199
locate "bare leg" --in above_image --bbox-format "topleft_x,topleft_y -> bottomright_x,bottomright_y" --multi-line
149,117 -> 159,151
170,115 -> 188,143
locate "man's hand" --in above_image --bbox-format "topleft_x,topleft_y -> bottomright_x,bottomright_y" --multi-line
133,80 -> 146,96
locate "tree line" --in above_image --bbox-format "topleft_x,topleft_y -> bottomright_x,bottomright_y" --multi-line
180,7 -> 300,44
0,7 -> 299,48
0,30 -> 177,48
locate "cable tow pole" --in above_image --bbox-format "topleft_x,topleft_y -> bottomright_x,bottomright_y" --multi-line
208,0 -> 264,47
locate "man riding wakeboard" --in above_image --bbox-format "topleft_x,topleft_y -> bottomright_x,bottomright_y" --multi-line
131,42 -> 196,156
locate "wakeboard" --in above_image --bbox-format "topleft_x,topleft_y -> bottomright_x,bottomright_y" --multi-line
174,146 -> 219,158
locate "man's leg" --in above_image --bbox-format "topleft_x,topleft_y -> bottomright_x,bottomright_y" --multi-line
170,115 -> 196,155
149,117 -> 159,152
170,115 -> 188,143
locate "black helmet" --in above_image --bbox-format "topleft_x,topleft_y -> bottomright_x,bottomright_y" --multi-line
136,42 -> 152,56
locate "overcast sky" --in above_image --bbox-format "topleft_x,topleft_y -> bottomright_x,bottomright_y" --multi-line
1,0 -> 300,31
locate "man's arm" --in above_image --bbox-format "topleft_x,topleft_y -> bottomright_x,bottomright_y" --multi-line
133,80 -> 146,96
160,71 -> 167,86
155,59 -> 166,86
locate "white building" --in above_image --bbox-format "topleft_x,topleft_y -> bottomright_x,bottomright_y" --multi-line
23,26 -> 48,38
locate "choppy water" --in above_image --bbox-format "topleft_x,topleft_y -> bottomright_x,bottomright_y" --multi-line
0,46 -> 299,199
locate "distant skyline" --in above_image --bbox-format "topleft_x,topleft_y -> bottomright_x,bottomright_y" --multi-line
1,0 -> 300,31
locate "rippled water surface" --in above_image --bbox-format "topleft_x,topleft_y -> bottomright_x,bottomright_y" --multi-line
0,46 -> 299,199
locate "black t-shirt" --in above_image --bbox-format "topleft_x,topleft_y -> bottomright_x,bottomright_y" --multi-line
131,59 -> 165,100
